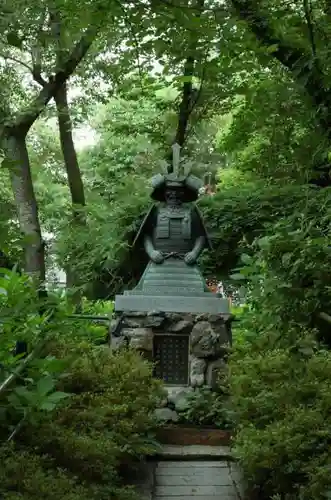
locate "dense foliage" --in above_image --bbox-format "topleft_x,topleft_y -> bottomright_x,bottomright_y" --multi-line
228,186 -> 331,499
0,271 -> 163,500
176,385 -> 233,429
2,0 -> 331,498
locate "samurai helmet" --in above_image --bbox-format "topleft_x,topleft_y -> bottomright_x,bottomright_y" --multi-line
150,173 -> 203,202
150,143 -> 203,202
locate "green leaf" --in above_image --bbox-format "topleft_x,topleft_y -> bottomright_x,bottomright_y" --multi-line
39,401 -> 56,411
265,44 -> 279,54
257,236 -> 270,249
241,253 -> 252,264
282,253 -> 292,266
13,386 -> 34,402
36,375 -> 55,397
298,347 -> 314,357
230,273 -> 246,281
45,391 -> 71,404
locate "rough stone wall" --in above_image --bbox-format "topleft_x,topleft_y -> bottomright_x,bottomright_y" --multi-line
110,311 -> 231,389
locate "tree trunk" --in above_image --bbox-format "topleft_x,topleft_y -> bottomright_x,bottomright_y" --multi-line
0,23 -> 96,306
169,0 -> 205,172
174,55 -> 195,149
54,81 -> 86,310
3,132 -> 45,282
55,82 -> 86,211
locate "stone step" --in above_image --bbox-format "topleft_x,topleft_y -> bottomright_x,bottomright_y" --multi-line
156,467 -> 229,477
142,287 -> 204,294
156,472 -> 233,486
132,449 -> 242,500
155,485 -> 237,496
157,464 -> 228,474
154,496 -> 238,500
143,274 -> 204,282
148,265 -> 201,272
143,282 -> 204,289
152,260 -> 197,267
124,290 -> 208,297
155,446 -> 233,460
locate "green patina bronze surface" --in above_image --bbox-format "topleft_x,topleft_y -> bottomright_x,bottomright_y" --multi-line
115,169 -> 229,315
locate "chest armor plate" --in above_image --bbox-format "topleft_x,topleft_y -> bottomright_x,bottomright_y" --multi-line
155,206 -> 191,240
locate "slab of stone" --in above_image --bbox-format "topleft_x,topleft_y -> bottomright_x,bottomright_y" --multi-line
115,295 -> 230,315
191,321 -> 225,358
123,311 -> 147,317
190,355 -> 206,387
156,471 -> 233,486
229,461 -> 245,498
156,465 -> 229,475
169,319 -> 193,333
155,485 -> 237,496
155,408 -> 179,423
167,387 -> 193,411
166,385 -> 191,399
144,315 -> 166,328
123,327 -> 153,351
154,496 -> 238,500
110,336 -> 128,351
156,445 -> 233,459
157,460 -> 230,468
122,317 -> 144,328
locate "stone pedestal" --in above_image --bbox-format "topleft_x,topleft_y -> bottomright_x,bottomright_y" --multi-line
110,311 -> 232,390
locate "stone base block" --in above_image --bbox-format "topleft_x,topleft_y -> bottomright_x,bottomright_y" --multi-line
110,311 -> 232,396
115,294 -> 230,316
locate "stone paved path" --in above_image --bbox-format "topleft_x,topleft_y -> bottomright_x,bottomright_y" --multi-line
154,459 -> 242,500
132,445 -> 243,500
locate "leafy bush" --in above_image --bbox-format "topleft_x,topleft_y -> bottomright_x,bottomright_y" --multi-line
0,271 -> 164,499
1,345 -> 163,499
198,183 -> 320,278
0,444 -> 95,500
0,271 -> 74,442
230,189 -> 331,331
14,346 -> 164,499
229,197 -> 331,500
230,324 -> 331,500
177,386 -> 233,429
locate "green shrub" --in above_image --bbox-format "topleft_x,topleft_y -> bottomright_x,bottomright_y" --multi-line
0,271 -> 76,443
177,386 -> 233,429
0,271 -> 164,499
11,346 -> 164,498
0,444 -> 94,500
230,326 -> 331,499
229,199 -> 331,499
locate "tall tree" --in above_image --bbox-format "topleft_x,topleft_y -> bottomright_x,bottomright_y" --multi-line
230,0 -> 331,148
0,0 -> 107,282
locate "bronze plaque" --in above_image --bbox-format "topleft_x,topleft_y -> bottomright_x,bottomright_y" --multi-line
153,334 -> 189,385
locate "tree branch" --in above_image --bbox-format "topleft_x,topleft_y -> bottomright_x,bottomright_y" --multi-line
174,56 -> 195,148
7,26 -> 98,136
171,0 -> 205,161
31,46 -> 47,86
0,53 -> 33,73
113,0 -> 144,90
31,6 -> 48,86
303,0 -> 316,56
231,0 -> 331,136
